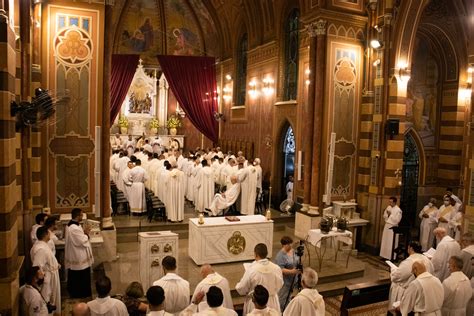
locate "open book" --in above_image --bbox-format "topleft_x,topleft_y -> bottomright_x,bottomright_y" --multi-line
423,247 -> 436,259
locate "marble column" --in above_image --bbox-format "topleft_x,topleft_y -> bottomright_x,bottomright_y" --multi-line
301,23 -> 318,212
0,4 -> 21,315
310,19 -> 327,211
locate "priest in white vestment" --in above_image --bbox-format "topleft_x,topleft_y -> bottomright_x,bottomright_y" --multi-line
437,196 -> 456,231
246,285 -> 280,316
236,244 -> 283,315
441,256 -> 472,316
129,160 -> 148,214
143,139 -> 153,153
388,241 -> 434,311
254,159 -> 263,197
449,209 -> 463,242
223,159 -> 238,189
151,137 -> 162,154
283,268 -> 325,316
237,163 -> 250,214
380,197 -> 403,260
122,161 -> 134,200
460,233 -> 474,278
124,135 -> 136,157
110,150 -> 120,183
182,286 -> 237,316
185,157 -> 195,202
45,216 -> 59,256
419,198 -> 439,251
113,152 -> 130,191
153,256 -> 190,315
31,226 -> 61,315
195,160 -> 215,213
160,162 -> 172,207
87,276 -> 128,316
206,176 -> 241,216
446,188 -> 463,209
244,163 -> 258,216
399,261 -> 444,316
432,227 -> 461,282
111,134 -> 123,150
167,164 -> 185,222
191,265 -> 233,312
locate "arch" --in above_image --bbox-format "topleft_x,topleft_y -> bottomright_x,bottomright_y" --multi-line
404,127 -> 426,186
273,119 -> 296,203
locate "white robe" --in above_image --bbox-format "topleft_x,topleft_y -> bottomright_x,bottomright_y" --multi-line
160,169 -> 171,206
400,272 -> 444,316
144,143 -> 153,153
460,245 -> 474,278
110,153 -> 119,183
388,253 -> 434,309
255,165 -> 263,192
448,211 -> 463,241
180,305 -> 237,316
208,183 -> 241,216
19,284 -> 49,316
31,223 -> 41,245
153,273 -> 190,315
122,167 -> 133,200
247,307 -> 280,316
283,288 -> 325,316
48,230 -> 58,256
124,139 -> 135,156
151,138 -> 162,154
191,164 -> 202,203
419,205 -> 439,251
432,235 -> 461,282
437,205 -> 455,231
113,156 -> 130,192
185,160 -> 195,201
286,181 -> 293,200
195,167 -> 215,212
441,271 -> 472,316
30,240 -> 61,313
129,166 -> 148,213
237,167 -> 249,214
111,136 -> 123,150
244,166 -> 258,216
167,168 -> 185,222
380,205 -> 403,260
191,272 -> 233,311
235,259 -> 284,316
87,296 -> 129,316
65,223 -> 94,270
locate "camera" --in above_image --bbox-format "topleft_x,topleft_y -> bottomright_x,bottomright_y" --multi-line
46,302 -> 57,313
295,240 -> 305,258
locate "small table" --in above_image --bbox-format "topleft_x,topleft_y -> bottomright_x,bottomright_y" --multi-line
188,215 -> 273,265
306,228 -> 352,271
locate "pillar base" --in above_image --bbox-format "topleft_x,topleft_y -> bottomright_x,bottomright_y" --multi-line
301,203 -> 310,212
102,216 -> 114,229
308,205 -> 320,215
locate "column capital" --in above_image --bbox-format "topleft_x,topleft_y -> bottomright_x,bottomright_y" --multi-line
306,19 -> 327,37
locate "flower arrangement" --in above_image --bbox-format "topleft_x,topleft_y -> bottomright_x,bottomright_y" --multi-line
149,118 -> 161,129
118,116 -> 129,128
166,115 -> 182,129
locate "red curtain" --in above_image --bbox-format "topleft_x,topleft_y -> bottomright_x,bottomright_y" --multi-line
110,54 -> 139,124
157,55 -> 218,143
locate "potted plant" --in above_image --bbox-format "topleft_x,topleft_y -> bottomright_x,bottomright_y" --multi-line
166,115 -> 181,135
118,116 -> 129,134
149,118 -> 160,134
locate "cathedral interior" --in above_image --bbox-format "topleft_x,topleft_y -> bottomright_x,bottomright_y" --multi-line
1,0 -> 474,314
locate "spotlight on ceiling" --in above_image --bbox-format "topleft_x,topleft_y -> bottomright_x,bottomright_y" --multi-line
370,39 -> 383,49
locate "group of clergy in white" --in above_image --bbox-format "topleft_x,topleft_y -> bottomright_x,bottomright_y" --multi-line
110,134 -> 181,156
110,143 -> 265,220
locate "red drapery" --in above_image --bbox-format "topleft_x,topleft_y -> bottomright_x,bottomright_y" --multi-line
110,54 -> 139,124
156,55 -> 218,143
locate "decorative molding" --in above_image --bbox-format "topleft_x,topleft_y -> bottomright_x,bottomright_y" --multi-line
306,19 -> 327,37
247,41 -> 278,66
274,100 -> 297,106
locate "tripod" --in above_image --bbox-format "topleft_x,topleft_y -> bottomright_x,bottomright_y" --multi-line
284,242 -> 304,309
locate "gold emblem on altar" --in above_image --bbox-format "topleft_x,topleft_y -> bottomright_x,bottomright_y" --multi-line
227,231 -> 246,255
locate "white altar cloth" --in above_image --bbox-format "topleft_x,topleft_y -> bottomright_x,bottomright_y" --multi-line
188,215 -> 273,265
307,228 -> 352,248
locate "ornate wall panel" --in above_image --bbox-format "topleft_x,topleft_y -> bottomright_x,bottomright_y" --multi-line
44,5 -> 103,213
327,41 -> 362,198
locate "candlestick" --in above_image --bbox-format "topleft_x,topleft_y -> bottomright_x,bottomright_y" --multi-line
267,186 -> 272,212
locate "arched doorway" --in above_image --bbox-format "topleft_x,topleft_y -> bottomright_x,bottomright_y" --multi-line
281,125 -> 295,201
400,133 -> 420,227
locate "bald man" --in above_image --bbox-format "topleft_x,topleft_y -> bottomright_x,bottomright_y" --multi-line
399,261 -> 444,315
72,302 -> 90,316
191,264 -> 233,312
432,227 -> 461,281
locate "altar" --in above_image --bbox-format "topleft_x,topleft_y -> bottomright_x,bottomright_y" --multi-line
188,215 -> 273,265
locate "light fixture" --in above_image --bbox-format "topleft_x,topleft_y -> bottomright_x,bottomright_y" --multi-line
262,77 -> 274,96
225,74 -> 232,81
373,25 -> 382,33
222,86 -> 232,101
249,80 -> 258,98
305,79 -> 310,85
373,59 -> 381,66
397,67 -> 411,82
370,39 -> 383,49
305,69 -> 310,75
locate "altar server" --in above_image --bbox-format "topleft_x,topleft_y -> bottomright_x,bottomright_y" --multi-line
153,256 -> 190,315
388,241 -> 433,311
183,286 -> 237,316
167,163 -> 185,222
437,195 -> 456,231
31,226 -> 61,315
191,265 -> 233,312
44,216 -> 59,256
399,261 -> 443,316
195,160 -> 215,213
128,159 -> 148,214
113,151 -> 130,192
31,212 -> 48,245
87,276 -> 128,316
432,227 -> 461,282
441,256 -> 472,316
121,160 -> 134,200
254,159 -> 263,196
380,196 -> 403,260
419,198 -> 439,251
206,175 -> 241,216
65,208 -> 93,298
246,285 -> 280,316
283,268 -> 325,316
236,243 -> 283,315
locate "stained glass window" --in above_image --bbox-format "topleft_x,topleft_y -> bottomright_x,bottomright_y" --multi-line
236,33 -> 248,106
284,126 -> 295,154
283,9 -> 299,101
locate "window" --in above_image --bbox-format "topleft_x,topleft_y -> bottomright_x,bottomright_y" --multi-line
236,33 -> 248,106
283,9 -> 299,101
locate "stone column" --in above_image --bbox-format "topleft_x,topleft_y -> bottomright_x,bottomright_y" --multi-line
0,4 -> 21,315
310,19 -> 327,212
301,23 -> 318,212
158,73 -> 169,127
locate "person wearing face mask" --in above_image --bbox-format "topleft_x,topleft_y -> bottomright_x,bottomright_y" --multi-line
431,227 -> 461,282
437,195 -> 456,232
380,196 -> 403,260
19,266 -> 49,316
419,198 -> 439,251
399,261 -> 444,316
441,256 -> 472,316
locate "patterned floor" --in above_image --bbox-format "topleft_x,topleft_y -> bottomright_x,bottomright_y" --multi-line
325,295 -> 388,315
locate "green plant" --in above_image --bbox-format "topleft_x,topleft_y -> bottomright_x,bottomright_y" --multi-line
166,115 -> 182,129
118,116 -> 129,128
149,118 -> 160,129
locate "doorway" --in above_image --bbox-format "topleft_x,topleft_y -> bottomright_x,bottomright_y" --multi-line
400,133 -> 420,227
282,125 -> 295,201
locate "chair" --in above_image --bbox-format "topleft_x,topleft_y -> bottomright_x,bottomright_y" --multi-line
148,196 -> 166,222
255,189 -> 266,214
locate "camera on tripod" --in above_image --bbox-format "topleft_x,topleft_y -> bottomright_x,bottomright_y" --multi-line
295,240 -> 305,258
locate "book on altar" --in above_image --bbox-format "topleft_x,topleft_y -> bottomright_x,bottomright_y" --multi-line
423,247 -> 436,258
385,260 -> 398,271
225,216 -> 240,222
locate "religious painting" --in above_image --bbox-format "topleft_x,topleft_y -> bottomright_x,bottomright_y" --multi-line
165,0 -> 202,56
116,0 -> 163,65
188,0 -> 219,56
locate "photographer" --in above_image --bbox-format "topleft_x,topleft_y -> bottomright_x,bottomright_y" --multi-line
283,268 -> 325,316
274,236 -> 301,311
